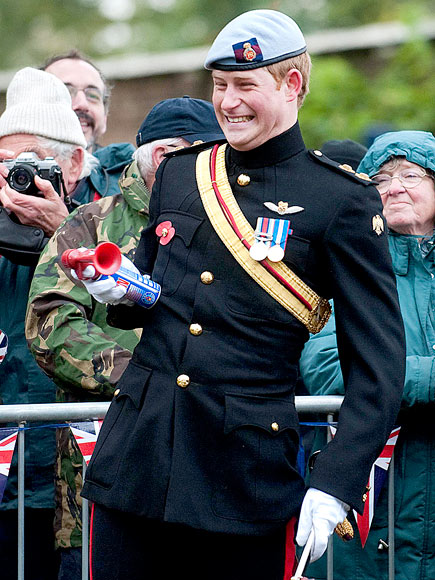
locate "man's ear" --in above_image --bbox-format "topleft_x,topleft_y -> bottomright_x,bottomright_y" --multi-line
285,69 -> 303,103
67,147 -> 85,186
151,144 -> 169,171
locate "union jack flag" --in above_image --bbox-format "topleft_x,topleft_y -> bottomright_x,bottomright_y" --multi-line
69,420 -> 103,465
329,425 -> 400,547
0,429 -> 18,503
0,330 -> 8,364
353,426 -> 401,547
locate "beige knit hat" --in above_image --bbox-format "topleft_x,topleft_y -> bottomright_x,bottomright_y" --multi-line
0,67 -> 87,148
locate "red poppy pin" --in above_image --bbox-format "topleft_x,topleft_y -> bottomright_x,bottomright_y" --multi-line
156,220 -> 175,245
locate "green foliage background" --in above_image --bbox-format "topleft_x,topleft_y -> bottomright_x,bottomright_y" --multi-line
300,37 -> 435,147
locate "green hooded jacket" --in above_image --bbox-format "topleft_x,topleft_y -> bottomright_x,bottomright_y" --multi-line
299,232 -> 435,580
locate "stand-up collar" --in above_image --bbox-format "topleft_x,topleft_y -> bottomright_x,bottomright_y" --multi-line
228,122 -> 306,169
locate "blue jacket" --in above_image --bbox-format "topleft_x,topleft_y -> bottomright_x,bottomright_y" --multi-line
71,142 -> 134,206
300,232 -> 435,580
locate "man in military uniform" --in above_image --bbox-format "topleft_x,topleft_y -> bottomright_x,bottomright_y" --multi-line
25,97 -> 223,580
80,10 -> 405,580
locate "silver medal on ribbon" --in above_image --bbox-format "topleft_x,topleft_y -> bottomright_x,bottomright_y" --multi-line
249,231 -> 272,261
250,217 -> 291,263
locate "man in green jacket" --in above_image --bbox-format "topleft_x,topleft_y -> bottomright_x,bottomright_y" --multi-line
26,96 -> 223,580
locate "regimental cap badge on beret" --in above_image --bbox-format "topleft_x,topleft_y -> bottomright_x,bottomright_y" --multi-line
233,38 -> 263,64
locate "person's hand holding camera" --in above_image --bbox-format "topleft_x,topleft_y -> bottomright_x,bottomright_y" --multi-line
0,149 -> 17,188
0,151 -> 69,237
0,176 -> 69,236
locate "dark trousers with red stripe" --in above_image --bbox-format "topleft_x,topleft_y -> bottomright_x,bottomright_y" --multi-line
90,503 -> 297,580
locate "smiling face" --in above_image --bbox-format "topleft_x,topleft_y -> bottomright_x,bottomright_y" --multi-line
45,58 -> 107,151
212,67 -> 300,151
375,158 -> 435,235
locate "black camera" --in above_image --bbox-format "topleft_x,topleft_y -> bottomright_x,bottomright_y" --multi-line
3,152 -> 63,197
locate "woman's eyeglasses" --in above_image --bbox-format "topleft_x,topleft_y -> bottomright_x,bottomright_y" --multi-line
373,169 -> 433,194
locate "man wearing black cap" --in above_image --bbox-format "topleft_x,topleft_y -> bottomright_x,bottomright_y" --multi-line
25,96 -> 223,580
81,10 -> 405,580
320,139 -> 368,171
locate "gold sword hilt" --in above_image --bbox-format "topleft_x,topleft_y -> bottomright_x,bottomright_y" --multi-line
336,483 -> 371,541
335,517 -> 354,541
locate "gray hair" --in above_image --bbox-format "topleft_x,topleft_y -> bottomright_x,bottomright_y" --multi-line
37,136 -> 93,179
133,137 -> 187,182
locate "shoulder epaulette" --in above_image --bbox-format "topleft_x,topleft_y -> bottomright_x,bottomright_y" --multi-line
164,138 -> 227,158
308,149 -> 373,185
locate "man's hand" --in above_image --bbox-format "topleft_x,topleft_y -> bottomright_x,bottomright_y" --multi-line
296,488 -> 349,562
0,174 -> 68,236
79,275 -> 129,305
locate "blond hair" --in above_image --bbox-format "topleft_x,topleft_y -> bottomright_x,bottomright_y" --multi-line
266,52 -> 312,108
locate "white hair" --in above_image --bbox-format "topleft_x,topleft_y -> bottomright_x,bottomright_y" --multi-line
36,136 -> 95,179
133,137 -> 187,182
80,151 -> 99,179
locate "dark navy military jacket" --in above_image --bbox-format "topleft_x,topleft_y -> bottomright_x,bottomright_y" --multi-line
82,123 -> 405,536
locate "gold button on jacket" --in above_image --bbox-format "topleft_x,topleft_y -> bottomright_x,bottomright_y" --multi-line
113,388 -> 120,397
237,173 -> 251,186
200,271 -> 214,284
189,323 -> 203,336
176,374 -> 190,388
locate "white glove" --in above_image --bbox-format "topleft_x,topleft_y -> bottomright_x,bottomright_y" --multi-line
296,488 -> 349,562
72,255 -> 140,305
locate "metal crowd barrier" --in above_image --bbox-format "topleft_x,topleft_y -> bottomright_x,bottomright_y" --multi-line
0,396 -> 396,580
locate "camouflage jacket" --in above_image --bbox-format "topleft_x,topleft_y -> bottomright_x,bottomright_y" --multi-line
26,160 -> 150,548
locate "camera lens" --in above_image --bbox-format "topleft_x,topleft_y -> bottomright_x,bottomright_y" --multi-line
8,165 -> 37,193
15,170 -> 30,186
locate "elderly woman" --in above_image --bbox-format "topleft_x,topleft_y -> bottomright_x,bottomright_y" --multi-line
299,130 -> 435,580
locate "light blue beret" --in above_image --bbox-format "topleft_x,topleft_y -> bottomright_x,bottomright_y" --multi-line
358,130 -> 435,176
204,9 -> 306,71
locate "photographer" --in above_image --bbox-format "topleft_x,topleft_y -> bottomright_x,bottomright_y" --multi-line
0,67 -> 87,580
0,68 -> 88,258
0,156 -> 69,235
